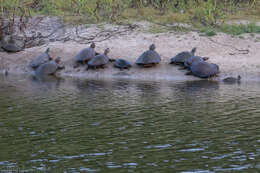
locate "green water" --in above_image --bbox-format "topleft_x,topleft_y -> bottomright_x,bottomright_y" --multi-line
0,75 -> 259,172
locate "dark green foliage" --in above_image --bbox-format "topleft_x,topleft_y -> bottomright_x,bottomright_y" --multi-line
0,0 -> 259,36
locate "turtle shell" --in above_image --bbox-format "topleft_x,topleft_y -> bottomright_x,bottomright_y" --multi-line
223,75 -> 241,83
1,43 -> 23,53
75,47 -> 95,62
114,59 -> 132,69
35,60 -> 58,76
136,50 -> 161,65
170,51 -> 193,65
184,56 -> 204,69
190,61 -> 219,78
88,54 -> 109,67
30,48 -> 51,69
170,48 -> 196,65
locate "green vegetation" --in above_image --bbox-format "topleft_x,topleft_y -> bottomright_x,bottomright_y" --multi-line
0,0 -> 260,36
199,23 -> 260,36
220,23 -> 260,35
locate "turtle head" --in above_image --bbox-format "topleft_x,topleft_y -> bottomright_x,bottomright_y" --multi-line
90,42 -> 95,48
104,48 -> 110,55
149,44 -> 156,51
202,56 -> 209,61
55,57 -> 61,64
45,48 -> 50,54
237,75 -> 241,81
191,47 -> 196,55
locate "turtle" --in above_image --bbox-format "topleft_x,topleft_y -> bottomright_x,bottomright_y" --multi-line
114,59 -> 132,70
136,44 -> 161,67
223,75 -> 241,83
183,56 -> 209,69
74,42 -> 96,68
186,61 -> 219,78
87,48 -> 110,70
170,47 -> 196,65
1,42 -> 23,53
30,48 -> 52,69
35,57 -> 62,76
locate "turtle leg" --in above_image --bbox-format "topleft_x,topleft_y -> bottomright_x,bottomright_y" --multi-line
178,66 -> 187,70
3,69 -> 8,76
58,65 -> 65,70
185,71 -> 193,76
109,58 -> 116,62
73,62 -> 80,68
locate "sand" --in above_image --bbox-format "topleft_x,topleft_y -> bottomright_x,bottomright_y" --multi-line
1,23 -> 260,81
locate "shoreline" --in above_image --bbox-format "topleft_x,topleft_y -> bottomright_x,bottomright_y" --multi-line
1,25 -> 260,82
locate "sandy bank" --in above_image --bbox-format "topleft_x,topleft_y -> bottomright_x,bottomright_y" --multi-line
1,28 -> 260,81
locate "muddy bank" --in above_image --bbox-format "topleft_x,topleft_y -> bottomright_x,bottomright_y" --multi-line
1,22 -> 260,81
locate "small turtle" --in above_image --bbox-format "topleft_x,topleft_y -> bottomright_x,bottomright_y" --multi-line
35,57 -> 62,76
114,59 -> 132,70
30,48 -> 52,69
74,42 -> 96,67
87,48 -> 110,70
183,56 -> 209,69
186,61 -> 219,78
1,42 -> 23,53
170,47 -> 196,65
223,75 -> 241,83
136,44 -> 161,67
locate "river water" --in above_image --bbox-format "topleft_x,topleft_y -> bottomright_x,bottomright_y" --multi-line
0,75 -> 259,172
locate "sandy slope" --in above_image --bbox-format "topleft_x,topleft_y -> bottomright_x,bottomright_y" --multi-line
1,29 -> 260,81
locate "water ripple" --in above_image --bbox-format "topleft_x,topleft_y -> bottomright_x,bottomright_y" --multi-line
0,77 -> 259,172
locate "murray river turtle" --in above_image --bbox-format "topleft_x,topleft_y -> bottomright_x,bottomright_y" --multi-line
223,75 -> 241,83
187,61 -> 219,78
1,42 -> 23,53
35,57 -> 62,76
114,59 -> 132,70
74,42 -> 96,67
87,48 -> 110,70
184,56 -> 209,69
136,44 -> 161,67
170,47 -> 196,65
30,48 -> 52,69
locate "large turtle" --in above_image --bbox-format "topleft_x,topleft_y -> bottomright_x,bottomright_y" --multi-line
1,42 -> 23,53
136,44 -> 161,67
30,48 -> 52,69
170,47 -> 196,65
87,48 -> 110,70
114,59 -> 132,70
223,75 -> 241,84
35,57 -> 62,76
187,61 -> 219,78
74,42 -> 96,67
184,56 -> 209,69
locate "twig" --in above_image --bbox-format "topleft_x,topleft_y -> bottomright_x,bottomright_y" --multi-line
207,37 -> 249,55
73,24 -> 135,44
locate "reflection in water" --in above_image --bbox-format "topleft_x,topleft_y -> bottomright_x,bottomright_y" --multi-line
31,74 -> 62,89
0,76 -> 259,172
